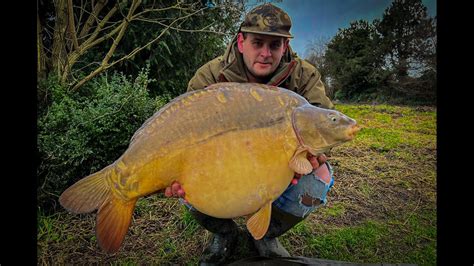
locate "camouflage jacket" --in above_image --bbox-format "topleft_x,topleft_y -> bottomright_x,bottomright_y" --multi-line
187,35 -> 334,109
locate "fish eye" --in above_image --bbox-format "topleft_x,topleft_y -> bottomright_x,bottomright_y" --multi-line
328,114 -> 338,122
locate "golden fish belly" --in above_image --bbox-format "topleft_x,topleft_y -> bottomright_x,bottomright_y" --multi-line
180,123 -> 298,218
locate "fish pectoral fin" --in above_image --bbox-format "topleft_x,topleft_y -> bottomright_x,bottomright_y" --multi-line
246,201 -> 272,240
289,147 -> 313,175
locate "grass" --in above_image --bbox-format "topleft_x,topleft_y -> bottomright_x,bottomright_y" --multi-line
37,103 -> 437,265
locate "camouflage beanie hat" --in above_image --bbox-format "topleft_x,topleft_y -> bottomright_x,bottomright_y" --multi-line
240,3 -> 293,38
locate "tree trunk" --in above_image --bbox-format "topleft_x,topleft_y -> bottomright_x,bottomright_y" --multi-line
397,57 -> 409,78
51,0 -> 68,81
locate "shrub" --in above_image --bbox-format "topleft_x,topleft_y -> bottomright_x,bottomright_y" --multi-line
38,69 -> 165,211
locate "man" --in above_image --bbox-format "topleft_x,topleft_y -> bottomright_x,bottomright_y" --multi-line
165,3 -> 335,264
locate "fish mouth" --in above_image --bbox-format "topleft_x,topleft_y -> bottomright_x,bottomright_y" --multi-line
347,124 -> 360,139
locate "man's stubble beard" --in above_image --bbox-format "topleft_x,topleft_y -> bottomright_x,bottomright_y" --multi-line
244,63 -> 274,82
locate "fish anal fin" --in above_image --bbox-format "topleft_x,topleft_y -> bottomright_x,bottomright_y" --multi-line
289,147 -> 312,175
96,196 -> 137,253
246,201 -> 272,240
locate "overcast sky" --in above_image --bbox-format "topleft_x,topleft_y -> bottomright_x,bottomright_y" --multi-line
244,0 -> 437,58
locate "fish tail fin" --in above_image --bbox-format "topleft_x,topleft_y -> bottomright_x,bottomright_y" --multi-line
96,196 -> 137,253
60,165 -> 138,253
59,165 -> 113,214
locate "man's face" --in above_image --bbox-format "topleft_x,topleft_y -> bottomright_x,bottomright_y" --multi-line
237,33 -> 289,80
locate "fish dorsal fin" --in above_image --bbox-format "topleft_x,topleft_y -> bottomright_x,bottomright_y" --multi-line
246,201 -> 272,240
289,146 -> 313,175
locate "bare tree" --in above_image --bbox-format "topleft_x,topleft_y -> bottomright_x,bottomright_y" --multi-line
37,0 -> 230,91
304,35 -> 333,98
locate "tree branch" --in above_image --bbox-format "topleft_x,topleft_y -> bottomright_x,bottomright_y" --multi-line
80,3 -> 120,51
67,0 -> 79,50
63,2 -> 120,82
78,0 -> 108,42
135,18 -> 226,35
71,5 -> 207,91
37,13 -> 47,79
109,6 -> 209,67
101,0 -> 141,65
130,3 -> 182,19
77,0 -> 85,32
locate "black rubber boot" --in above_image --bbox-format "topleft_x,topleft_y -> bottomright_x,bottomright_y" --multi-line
252,206 -> 304,257
189,208 -> 239,265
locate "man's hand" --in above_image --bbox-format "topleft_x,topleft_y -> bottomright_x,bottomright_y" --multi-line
164,181 -> 185,198
292,153 -> 329,184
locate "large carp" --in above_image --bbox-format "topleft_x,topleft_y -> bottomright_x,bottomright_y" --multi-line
60,82 -> 359,253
